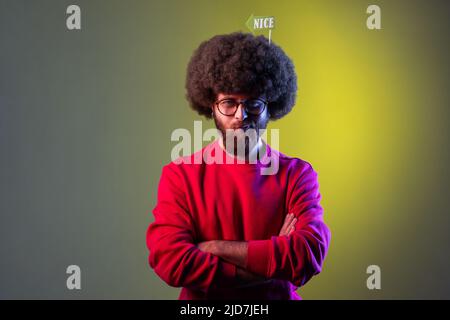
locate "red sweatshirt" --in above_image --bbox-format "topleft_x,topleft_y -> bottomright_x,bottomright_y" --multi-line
146,139 -> 331,300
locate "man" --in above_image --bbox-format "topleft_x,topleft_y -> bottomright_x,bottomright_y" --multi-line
146,32 -> 331,300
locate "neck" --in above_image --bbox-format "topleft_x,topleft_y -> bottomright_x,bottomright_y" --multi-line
218,135 -> 264,162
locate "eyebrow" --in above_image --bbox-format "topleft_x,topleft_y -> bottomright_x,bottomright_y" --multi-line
221,95 -> 256,99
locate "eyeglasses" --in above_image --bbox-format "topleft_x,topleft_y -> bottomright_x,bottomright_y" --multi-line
214,98 -> 268,116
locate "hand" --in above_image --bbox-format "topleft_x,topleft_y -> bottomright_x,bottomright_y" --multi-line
235,266 -> 272,288
196,240 -> 217,254
197,240 -> 247,268
278,213 -> 297,237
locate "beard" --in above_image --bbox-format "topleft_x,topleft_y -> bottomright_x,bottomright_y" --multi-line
212,113 -> 269,160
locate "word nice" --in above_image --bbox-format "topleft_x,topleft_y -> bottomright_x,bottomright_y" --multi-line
171,121 -> 280,175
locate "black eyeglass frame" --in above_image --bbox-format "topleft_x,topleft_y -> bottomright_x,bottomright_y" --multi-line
213,98 -> 268,116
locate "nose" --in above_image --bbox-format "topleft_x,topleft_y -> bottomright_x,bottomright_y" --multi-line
234,103 -> 248,120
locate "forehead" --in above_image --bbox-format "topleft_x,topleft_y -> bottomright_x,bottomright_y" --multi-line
217,92 -> 265,100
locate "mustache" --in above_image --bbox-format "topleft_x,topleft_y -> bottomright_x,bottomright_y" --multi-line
231,122 -> 256,130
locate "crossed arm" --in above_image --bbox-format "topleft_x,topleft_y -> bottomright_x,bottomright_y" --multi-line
148,163 -> 330,292
196,213 -> 298,286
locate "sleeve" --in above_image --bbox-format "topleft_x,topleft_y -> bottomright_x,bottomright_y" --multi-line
246,163 -> 331,287
146,164 -> 239,293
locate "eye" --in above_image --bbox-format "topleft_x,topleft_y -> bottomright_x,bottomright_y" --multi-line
246,100 -> 264,110
219,99 -> 237,108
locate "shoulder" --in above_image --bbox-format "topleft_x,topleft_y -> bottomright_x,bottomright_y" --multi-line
272,150 -> 322,201
274,148 -> 317,178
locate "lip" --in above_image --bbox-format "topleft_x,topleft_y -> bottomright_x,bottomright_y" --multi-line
233,126 -> 250,131
235,125 -> 252,130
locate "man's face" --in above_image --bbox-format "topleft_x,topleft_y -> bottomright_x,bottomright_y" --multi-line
212,92 -> 270,157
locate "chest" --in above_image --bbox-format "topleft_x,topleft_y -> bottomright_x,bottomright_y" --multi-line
185,168 -> 288,240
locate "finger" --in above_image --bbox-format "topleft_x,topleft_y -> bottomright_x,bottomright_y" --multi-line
280,213 -> 294,234
285,213 -> 294,225
285,218 -> 297,235
280,214 -> 292,232
279,225 -> 287,236
287,225 -> 295,236
286,214 -> 296,228
288,217 -> 297,230
284,213 -> 293,223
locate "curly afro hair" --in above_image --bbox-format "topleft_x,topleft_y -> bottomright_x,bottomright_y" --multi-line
185,32 -> 298,120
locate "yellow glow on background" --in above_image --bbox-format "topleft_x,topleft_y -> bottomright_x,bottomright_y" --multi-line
2,0 -> 450,299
